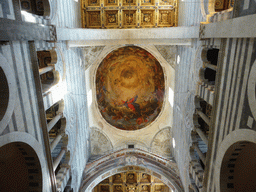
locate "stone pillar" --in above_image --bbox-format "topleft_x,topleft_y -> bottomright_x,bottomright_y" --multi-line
194,126 -> 208,146
50,132 -> 64,152
53,148 -> 67,171
39,66 -> 54,75
47,112 -> 63,132
193,144 -> 206,165
196,109 -> 210,126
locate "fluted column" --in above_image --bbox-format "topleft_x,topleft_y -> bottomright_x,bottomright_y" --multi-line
39,66 -> 54,75
50,132 -> 64,152
47,112 -> 63,132
53,148 -> 67,171
194,126 -> 208,146
196,109 -> 210,126
193,143 -> 206,165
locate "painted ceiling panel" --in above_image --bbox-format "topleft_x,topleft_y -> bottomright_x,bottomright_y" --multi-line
96,46 -> 165,130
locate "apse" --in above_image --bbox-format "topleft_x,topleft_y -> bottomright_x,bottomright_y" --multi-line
96,46 -> 165,131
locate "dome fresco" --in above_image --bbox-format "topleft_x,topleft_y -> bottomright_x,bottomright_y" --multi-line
96,46 -> 165,130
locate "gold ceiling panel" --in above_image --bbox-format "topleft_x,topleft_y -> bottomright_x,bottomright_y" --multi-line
92,172 -> 170,192
81,0 -> 178,29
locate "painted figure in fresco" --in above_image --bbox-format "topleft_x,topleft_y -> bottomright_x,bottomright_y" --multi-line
122,95 -> 140,114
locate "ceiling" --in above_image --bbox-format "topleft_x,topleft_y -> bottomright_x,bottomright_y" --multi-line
81,0 -> 178,28
93,171 -> 170,192
85,44 -> 175,156
96,46 -> 165,130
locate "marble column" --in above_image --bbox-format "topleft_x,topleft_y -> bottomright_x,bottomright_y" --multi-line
195,126 -> 208,146
47,112 -> 63,132
196,109 -> 210,126
53,148 -> 67,171
39,66 -> 54,75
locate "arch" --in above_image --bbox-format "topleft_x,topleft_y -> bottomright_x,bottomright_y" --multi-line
0,142 -> 42,191
0,132 -> 51,191
199,67 -> 216,85
80,149 -> 184,192
0,54 -> 17,134
215,129 -> 256,192
0,66 -> 9,121
201,48 -> 219,66
220,141 -> 256,192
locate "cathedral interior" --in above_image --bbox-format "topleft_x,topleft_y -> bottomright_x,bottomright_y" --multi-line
0,0 -> 256,191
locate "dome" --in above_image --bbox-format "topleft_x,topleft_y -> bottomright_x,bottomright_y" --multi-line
96,46 -> 165,130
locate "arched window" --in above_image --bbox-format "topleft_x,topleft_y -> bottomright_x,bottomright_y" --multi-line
201,48 -> 219,66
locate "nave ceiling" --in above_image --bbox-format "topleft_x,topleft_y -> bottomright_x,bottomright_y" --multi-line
81,0 -> 178,28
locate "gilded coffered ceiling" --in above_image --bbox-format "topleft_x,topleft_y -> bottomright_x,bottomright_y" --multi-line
81,0 -> 178,28
93,171 -> 170,192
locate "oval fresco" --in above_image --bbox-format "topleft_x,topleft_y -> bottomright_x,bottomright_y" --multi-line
96,46 -> 165,130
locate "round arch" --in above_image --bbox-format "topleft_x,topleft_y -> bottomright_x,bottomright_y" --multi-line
0,53 -> 17,134
0,142 -> 42,191
80,149 -> 184,192
0,132 -> 52,191
215,129 -> 256,192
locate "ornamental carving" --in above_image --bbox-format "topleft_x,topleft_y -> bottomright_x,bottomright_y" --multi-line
123,10 -> 136,27
81,0 -> 178,28
105,11 -> 119,27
